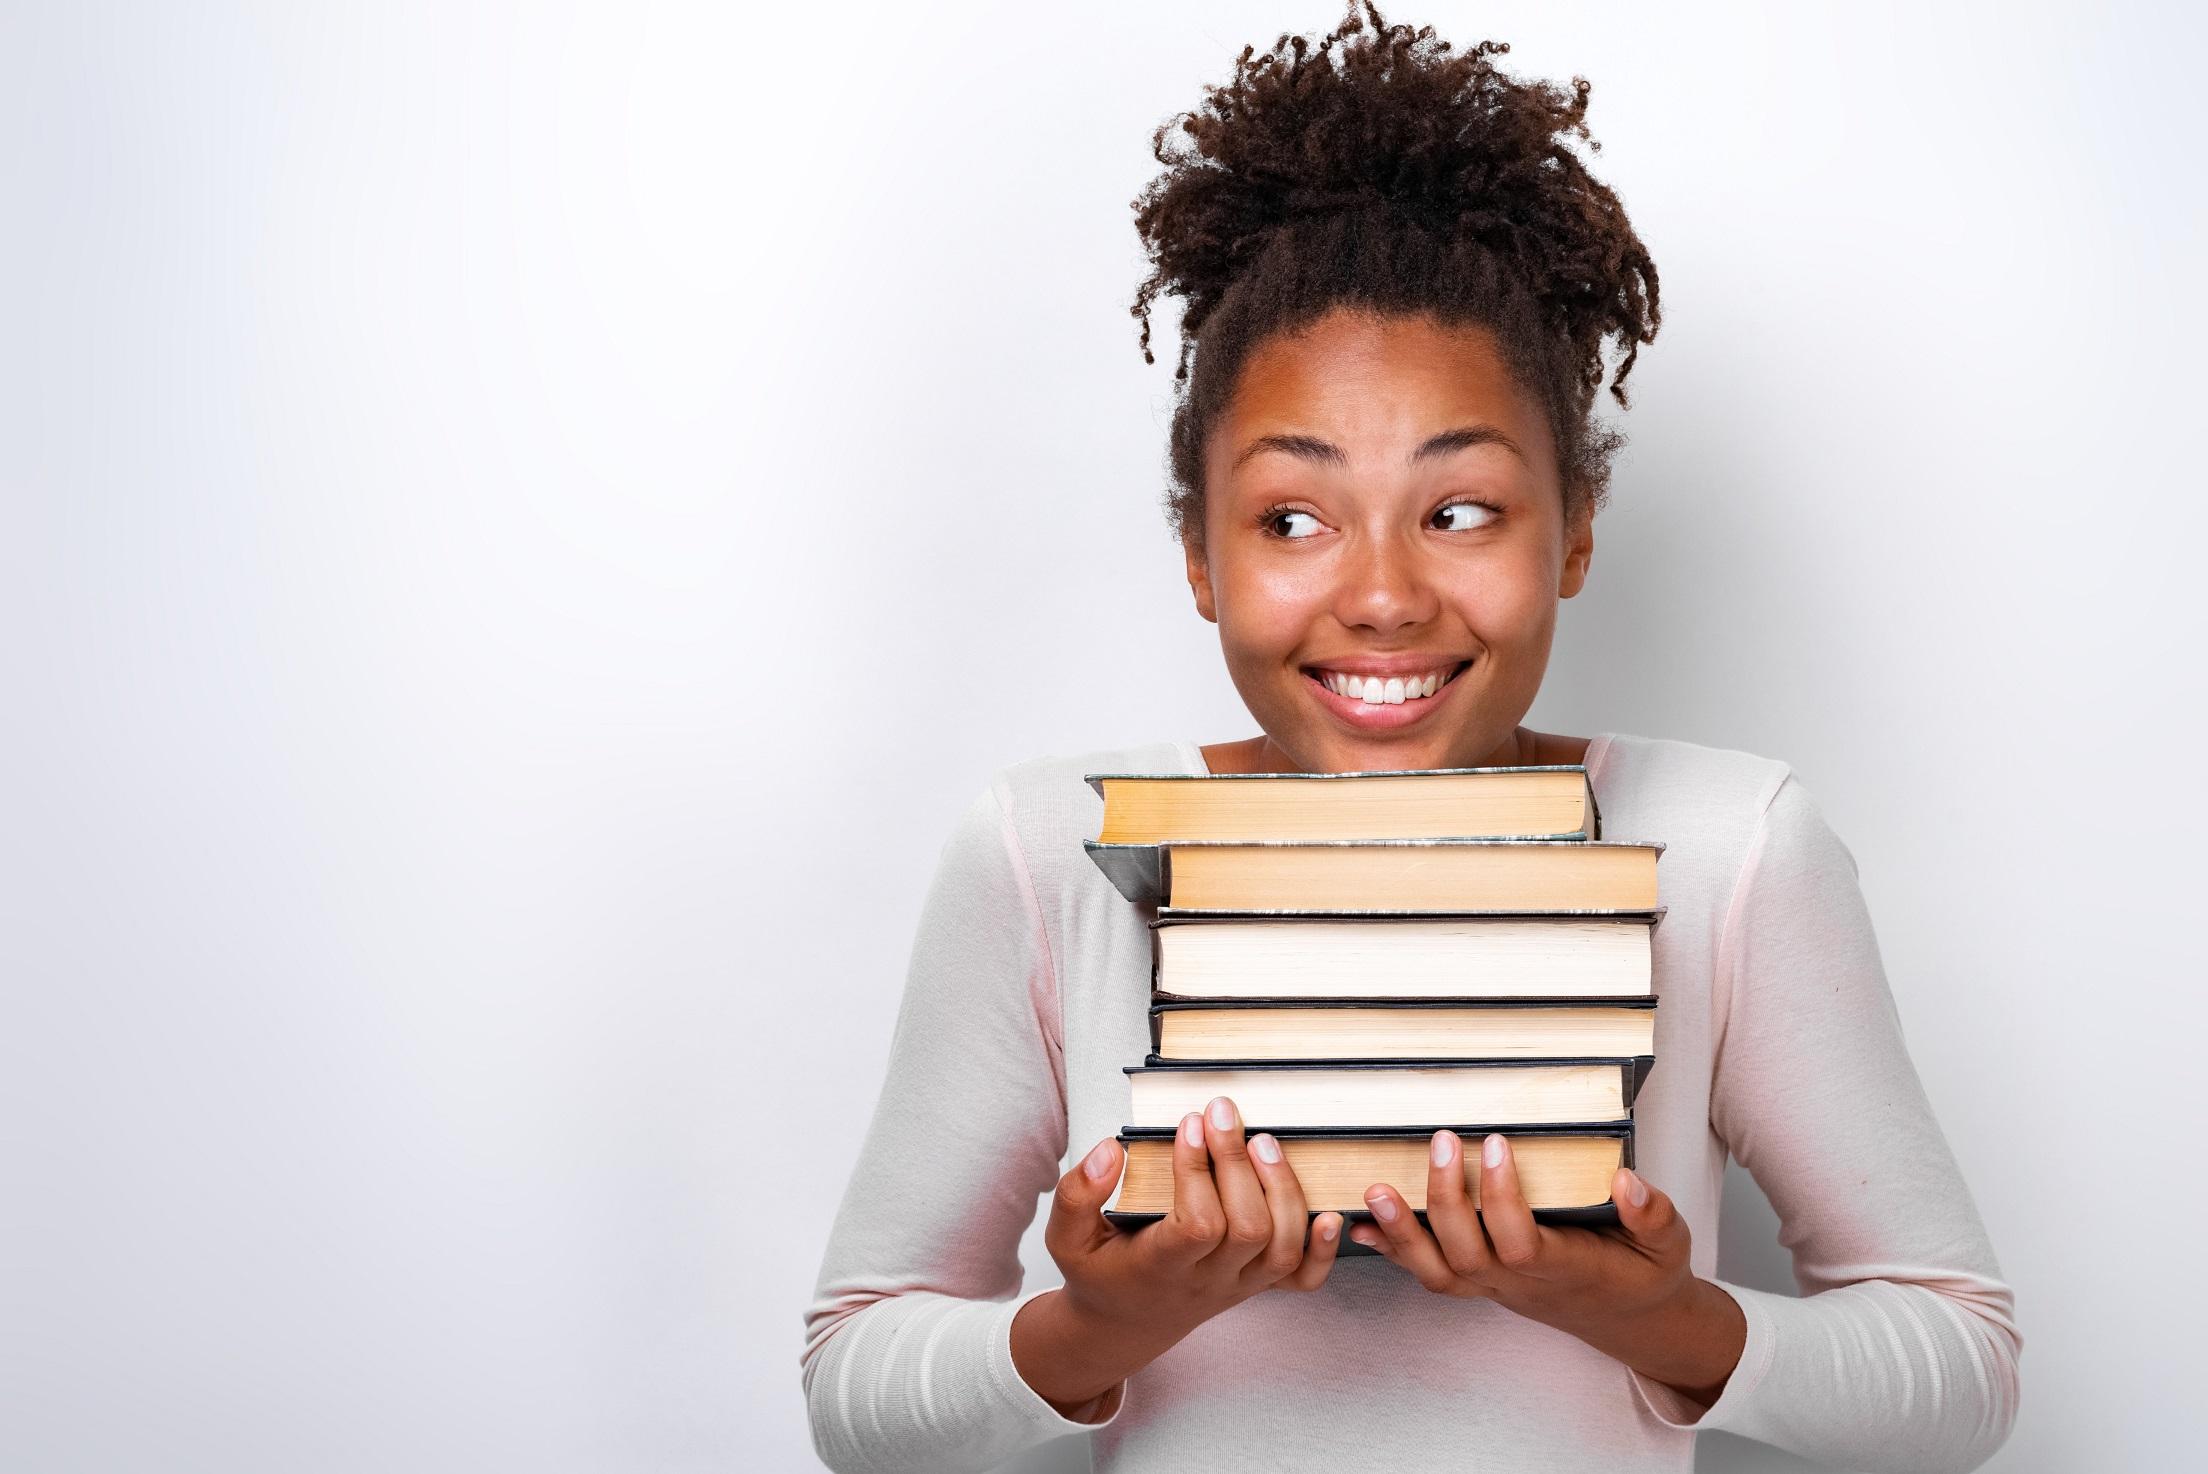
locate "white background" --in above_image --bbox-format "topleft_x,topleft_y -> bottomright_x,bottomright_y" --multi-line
4,3 -> 2203,1470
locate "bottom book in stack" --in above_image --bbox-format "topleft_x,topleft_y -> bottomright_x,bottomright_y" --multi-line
1104,1054 -> 1651,1247
1107,970 -> 1657,1251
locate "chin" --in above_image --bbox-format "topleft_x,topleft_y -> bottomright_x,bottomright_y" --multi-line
1313,733 -> 1449,773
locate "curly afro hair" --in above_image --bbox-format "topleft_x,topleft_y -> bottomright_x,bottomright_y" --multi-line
1132,1 -> 1660,548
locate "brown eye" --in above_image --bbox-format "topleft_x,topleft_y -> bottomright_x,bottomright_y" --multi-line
1265,509 -> 1323,539
1431,500 -> 1499,531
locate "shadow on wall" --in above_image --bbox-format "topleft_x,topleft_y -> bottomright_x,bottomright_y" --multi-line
984,1165 -> 1821,1474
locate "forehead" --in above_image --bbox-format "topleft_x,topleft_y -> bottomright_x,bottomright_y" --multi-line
1218,310 -> 1547,458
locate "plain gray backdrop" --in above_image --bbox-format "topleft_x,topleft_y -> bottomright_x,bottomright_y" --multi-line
4,2 -> 2203,1471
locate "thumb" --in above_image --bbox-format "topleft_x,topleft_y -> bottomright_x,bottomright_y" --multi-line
1613,1167 -> 1683,1248
1046,1138 -> 1125,1254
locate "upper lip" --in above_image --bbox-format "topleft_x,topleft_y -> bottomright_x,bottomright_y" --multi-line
1301,655 -> 1473,677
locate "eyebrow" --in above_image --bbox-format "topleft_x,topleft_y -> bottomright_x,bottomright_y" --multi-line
1232,424 -> 1526,470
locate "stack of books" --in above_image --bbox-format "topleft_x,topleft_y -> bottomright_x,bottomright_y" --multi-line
1083,762 -> 1662,1250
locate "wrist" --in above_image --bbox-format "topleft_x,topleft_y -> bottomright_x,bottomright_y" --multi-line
1563,1275 -> 1744,1407
1631,1277 -> 1746,1406
1010,1288 -> 1175,1418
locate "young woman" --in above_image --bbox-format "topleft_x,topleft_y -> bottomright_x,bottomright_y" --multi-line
802,7 -> 2020,1470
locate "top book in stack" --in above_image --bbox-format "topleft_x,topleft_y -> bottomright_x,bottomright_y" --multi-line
1085,764 -> 1661,912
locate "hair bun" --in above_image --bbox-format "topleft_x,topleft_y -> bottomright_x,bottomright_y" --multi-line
1133,3 -> 1656,410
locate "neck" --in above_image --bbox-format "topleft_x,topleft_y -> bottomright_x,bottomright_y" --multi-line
1214,727 -> 1540,775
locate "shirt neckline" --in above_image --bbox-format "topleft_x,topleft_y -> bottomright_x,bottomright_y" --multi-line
1173,733 -> 1616,784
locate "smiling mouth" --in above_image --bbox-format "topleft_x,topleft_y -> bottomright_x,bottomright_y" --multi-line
1300,659 -> 1473,706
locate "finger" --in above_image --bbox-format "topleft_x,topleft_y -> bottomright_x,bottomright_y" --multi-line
1279,1210 -> 1342,1291
1478,1133 -> 1557,1277
1423,1130 -> 1495,1282
1613,1167 -> 1685,1257
1044,1137 -> 1124,1260
1242,1131 -> 1311,1287
1361,1182 -> 1463,1293
1200,1097 -> 1273,1273
1156,1111 -> 1224,1264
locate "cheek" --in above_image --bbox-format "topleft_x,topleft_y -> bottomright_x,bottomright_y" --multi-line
1445,561 -> 1558,646
1216,560 -> 1330,648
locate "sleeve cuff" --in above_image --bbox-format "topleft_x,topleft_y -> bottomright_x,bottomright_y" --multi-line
1629,1279 -> 1779,1431
987,1287 -> 1129,1436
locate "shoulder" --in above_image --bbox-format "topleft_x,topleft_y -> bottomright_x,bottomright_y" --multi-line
1595,732 -> 1846,898
922,744 -> 1187,996
935,739 -> 1187,892
914,741 -> 1183,926
985,738 -> 1186,863
1599,731 -> 1793,814
1597,730 -> 1822,835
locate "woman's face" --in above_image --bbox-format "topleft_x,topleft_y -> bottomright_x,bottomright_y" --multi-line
1187,309 -> 1592,775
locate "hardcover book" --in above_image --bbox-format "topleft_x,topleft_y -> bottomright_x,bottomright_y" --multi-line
1088,837 -> 1663,911
1086,764 -> 1600,844
1150,910 -> 1662,1000
1149,997 -> 1659,1061
1124,1055 -> 1655,1129
1104,1123 -> 1634,1249
1107,1122 -> 1631,1216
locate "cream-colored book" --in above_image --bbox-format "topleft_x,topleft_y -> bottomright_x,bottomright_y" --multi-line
1124,1056 -> 1652,1129
1149,998 -> 1658,1061
1150,911 -> 1659,999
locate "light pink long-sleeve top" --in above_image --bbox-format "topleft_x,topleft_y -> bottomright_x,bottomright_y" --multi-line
801,732 -> 2021,1472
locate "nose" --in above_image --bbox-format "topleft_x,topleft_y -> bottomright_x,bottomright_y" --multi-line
1333,525 -> 1441,635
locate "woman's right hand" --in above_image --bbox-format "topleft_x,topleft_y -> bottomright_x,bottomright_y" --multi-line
1010,1095 -> 1342,1417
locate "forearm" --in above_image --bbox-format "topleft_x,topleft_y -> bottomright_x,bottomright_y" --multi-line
1009,1287 -> 1185,1418
806,1289 -> 1123,1474
1699,1277 -> 2020,1474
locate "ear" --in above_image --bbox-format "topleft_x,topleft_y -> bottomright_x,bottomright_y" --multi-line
1183,537 -> 1219,623
1558,505 -> 1594,599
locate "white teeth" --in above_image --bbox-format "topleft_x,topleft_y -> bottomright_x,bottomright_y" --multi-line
1316,663 -> 1463,703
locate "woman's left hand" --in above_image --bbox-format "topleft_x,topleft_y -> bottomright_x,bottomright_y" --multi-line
1351,1129 -> 1705,1346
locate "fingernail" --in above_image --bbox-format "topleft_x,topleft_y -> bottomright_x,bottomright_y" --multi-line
1624,1168 -> 1650,1208
1367,1191 -> 1398,1223
1483,1133 -> 1506,1170
1431,1130 -> 1455,1167
1250,1132 -> 1281,1164
1181,1112 -> 1204,1148
1082,1139 -> 1116,1181
1317,1215 -> 1338,1242
1208,1096 -> 1237,1131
